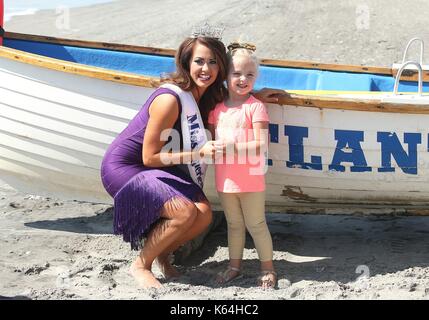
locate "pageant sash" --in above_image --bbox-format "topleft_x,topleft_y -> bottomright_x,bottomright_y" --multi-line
160,84 -> 208,188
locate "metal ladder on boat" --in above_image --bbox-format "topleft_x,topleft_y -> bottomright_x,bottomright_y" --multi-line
381,38 -> 428,103
393,61 -> 423,95
382,60 -> 427,103
392,37 -> 429,73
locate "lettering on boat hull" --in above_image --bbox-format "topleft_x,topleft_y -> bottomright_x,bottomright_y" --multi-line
269,124 -> 423,175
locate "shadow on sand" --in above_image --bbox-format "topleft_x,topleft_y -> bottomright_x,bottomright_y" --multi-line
177,213 -> 429,288
23,208 -> 429,288
24,207 -> 114,235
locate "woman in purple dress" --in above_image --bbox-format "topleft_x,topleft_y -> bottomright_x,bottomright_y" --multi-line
101,35 -> 228,288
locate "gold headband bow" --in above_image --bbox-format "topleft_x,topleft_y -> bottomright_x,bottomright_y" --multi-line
227,42 -> 257,53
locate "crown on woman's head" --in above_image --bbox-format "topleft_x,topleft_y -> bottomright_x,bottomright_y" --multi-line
227,42 -> 257,53
191,21 -> 225,40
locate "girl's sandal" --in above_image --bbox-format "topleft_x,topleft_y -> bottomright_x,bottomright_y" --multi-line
215,266 -> 243,284
257,270 -> 277,289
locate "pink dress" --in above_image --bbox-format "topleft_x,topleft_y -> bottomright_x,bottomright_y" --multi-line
208,95 -> 269,193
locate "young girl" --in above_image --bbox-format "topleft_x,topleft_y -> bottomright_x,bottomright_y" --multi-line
208,44 -> 276,289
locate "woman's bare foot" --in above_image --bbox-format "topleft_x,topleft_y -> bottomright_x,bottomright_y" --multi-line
156,254 -> 181,280
130,258 -> 162,289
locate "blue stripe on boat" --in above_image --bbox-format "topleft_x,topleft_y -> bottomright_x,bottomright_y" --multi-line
4,39 -> 176,78
4,39 -> 429,93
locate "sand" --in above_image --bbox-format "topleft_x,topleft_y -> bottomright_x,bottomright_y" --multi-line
1,181 -> 429,300
2,0 -> 429,300
5,0 -> 429,66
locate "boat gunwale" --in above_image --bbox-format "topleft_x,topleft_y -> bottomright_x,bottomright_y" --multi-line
4,32 -> 393,73
2,34 -> 429,113
6,31 -> 429,82
4,32 -> 177,57
0,44 -> 160,88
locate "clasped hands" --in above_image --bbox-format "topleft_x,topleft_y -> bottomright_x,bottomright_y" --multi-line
197,139 -> 233,163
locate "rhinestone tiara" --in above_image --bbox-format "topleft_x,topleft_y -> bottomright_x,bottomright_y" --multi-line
191,22 -> 225,40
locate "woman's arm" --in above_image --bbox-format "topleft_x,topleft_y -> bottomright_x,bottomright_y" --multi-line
142,94 -> 216,167
252,88 -> 285,103
207,124 -> 216,141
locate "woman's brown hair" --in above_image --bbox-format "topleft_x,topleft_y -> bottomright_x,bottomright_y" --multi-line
162,37 -> 228,124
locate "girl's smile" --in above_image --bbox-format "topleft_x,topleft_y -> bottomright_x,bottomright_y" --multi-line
227,54 -> 258,101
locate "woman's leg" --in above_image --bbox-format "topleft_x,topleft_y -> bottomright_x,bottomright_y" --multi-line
156,200 -> 213,278
131,198 -> 198,288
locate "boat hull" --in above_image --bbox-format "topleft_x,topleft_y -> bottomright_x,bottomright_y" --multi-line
2,37 -> 429,213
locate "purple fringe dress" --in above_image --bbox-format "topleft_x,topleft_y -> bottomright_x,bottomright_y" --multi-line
101,88 -> 207,250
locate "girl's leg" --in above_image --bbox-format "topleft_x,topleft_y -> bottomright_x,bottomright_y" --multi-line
131,197 -> 198,288
216,192 -> 245,283
240,192 -> 276,288
240,192 -> 273,262
156,200 -> 213,278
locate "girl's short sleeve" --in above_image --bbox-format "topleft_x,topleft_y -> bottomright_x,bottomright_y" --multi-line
251,102 -> 269,122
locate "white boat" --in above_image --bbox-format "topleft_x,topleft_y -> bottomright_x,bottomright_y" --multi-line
1,30 -> 429,214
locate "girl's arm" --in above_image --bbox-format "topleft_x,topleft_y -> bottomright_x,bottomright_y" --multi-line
142,94 -> 216,167
230,121 -> 269,156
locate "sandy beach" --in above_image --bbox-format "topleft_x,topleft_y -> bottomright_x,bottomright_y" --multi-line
1,181 -> 429,300
5,0 -> 429,66
2,0 -> 429,301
